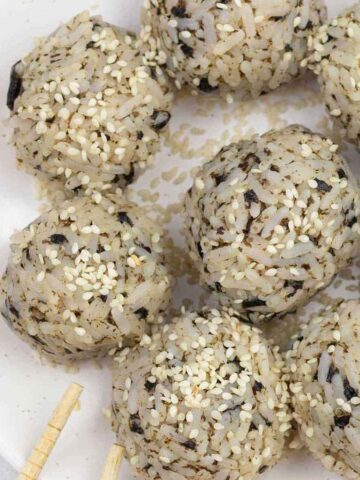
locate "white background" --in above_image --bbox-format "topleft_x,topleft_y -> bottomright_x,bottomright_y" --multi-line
0,0 -> 357,479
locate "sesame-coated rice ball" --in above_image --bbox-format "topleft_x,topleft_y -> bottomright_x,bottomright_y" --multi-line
141,0 -> 326,96
307,3 -> 360,148
288,300 -> 360,480
0,196 -> 172,362
7,11 -> 173,199
185,125 -> 360,323
112,307 -> 291,480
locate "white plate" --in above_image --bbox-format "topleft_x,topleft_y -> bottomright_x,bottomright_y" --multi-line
0,1 -> 357,479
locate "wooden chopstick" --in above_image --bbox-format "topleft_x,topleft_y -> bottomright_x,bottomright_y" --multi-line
18,383 -> 83,480
100,444 -> 124,480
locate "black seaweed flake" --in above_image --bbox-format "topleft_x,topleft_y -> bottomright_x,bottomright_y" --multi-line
224,404 -> 242,414
129,413 -> 144,435
334,414 -> 350,428
269,15 -> 286,21
253,381 -> 264,393
284,280 -> 304,298
315,178 -> 332,193
180,42 -> 194,57
31,335 -> 47,346
243,298 -> 266,309
249,422 -> 257,431
171,6 -> 188,17
244,189 -> 259,206
344,377 -> 358,401
326,364 -> 338,383
72,185 -> 82,194
240,153 -> 260,173
7,61 -> 23,111
145,378 -> 156,392
151,110 -> 171,130
243,217 -> 254,236
135,307 -> 149,319
347,217 -> 357,228
197,242 -> 204,259
100,295 -> 108,303
140,243 -> 152,254
182,439 -> 196,450
9,304 -> 19,319
123,165 -> 135,184
50,234 -> 68,244
337,168 -> 347,179
198,78 -> 218,93
86,41 -> 96,49
214,173 -> 228,186
118,212 -> 134,227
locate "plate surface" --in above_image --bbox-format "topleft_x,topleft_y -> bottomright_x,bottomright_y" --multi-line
0,0 -> 357,478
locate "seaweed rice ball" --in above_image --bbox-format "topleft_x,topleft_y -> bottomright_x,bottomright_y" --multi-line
185,125 -> 360,323
0,196 -> 172,362
288,300 -> 360,480
307,3 -> 360,148
8,11 -> 173,199
112,307 -> 292,480
141,0 -> 327,96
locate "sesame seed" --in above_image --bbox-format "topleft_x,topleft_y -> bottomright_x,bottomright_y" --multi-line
58,108 -> 70,120
293,16 -> 302,28
298,235 -> 309,243
267,245 -> 277,254
195,178 -> 205,190
83,292 -> 94,301
181,30 -> 191,39
265,268 -> 277,277
36,271 -> 45,282
35,122 -> 48,134
330,109 -> 342,117
301,144 -> 312,158
214,423 -> 224,430
74,327 -> 86,337
333,330 -> 341,342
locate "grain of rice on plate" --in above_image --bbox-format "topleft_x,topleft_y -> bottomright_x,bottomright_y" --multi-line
307,3 -> 360,148
112,307 -> 292,480
185,124 -> 360,323
0,196 -> 172,362
7,11 -> 173,201
141,0 -> 327,96
287,300 -> 360,480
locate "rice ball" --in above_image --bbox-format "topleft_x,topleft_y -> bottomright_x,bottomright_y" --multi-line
7,11 -> 173,199
288,300 -> 360,480
141,0 -> 327,96
307,4 -> 360,147
185,125 -> 360,323
0,196 -> 172,362
112,307 -> 291,480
